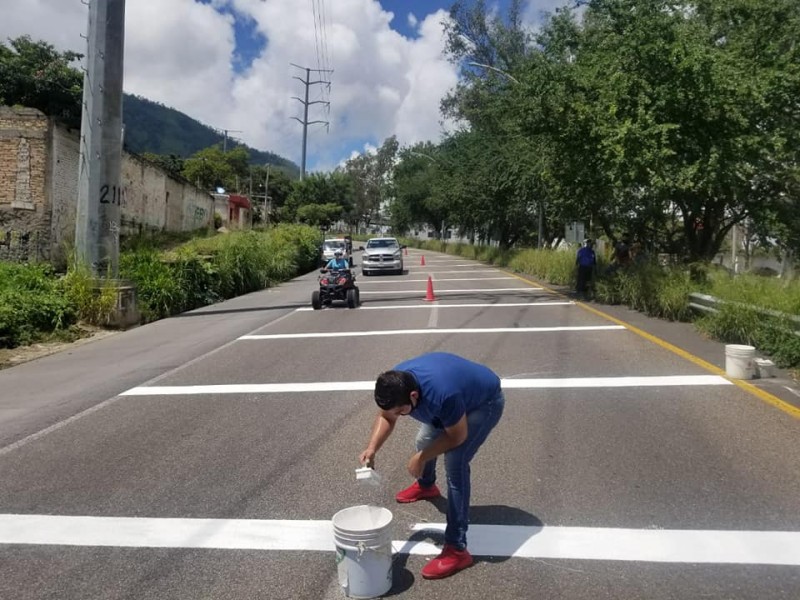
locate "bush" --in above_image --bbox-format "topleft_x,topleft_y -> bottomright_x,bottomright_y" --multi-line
0,263 -> 76,348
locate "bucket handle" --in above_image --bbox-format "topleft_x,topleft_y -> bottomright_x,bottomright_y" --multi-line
350,540 -> 393,559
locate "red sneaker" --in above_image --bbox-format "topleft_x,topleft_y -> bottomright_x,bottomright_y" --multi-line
421,544 -> 474,579
395,481 -> 441,503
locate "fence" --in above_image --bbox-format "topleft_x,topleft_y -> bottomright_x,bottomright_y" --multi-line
688,292 -> 800,333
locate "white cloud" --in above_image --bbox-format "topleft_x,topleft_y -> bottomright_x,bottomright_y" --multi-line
408,13 -> 419,30
0,0 -> 461,172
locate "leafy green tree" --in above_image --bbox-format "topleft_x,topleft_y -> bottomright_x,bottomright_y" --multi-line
282,172 -> 353,223
0,36 -> 83,127
296,203 -> 345,228
141,153 -> 185,178
182,145 -> 250,192
343,136 -> 399,231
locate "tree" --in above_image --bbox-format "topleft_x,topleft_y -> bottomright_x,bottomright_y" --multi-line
182,145 -> 250,192
0,36 -> 83,127
282,172 -> 354,224
343,136 -> 399,231
141,153 -> 185,178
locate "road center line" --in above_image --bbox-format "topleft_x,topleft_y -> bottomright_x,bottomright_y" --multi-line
239,325 -> 624,340
1,515 -> 796,565
121,375 -> 731,396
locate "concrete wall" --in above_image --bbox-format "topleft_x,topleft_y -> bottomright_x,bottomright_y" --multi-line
0,106 -> 218,266
0,108 -> 50,262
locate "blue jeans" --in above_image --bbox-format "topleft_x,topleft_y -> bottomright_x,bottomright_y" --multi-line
415,390 -> 505,550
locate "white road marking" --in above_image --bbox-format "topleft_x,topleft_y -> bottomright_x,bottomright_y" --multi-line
239,326 -> 625,340
2,515 -> 798,565
296,301 -> 575,312
121,375 -> 731,396
360,288 -> 542,294
0,309 -> 303,458
412,269 -> 498,274
427,274 -> 439,328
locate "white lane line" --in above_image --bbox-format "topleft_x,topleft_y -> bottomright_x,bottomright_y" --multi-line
359,277 -> 516,283
406,523 -> 800,565
414,270 -> 498,274
360,288 -> 542,295
2,515 -> 798,565
121,375 -> 731,396
427,274 -> 439,328
239,326 -> 625,340
296,301 -> 575,312
0,308 -> 304,457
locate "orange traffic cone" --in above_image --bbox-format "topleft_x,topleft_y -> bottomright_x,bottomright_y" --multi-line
424,276 -> 436,302
421,255 -> 426,266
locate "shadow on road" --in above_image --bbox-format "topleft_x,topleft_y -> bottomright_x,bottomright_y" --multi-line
173,303 -> 307,317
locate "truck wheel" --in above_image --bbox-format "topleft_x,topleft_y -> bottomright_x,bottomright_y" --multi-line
312,290 -> 322,310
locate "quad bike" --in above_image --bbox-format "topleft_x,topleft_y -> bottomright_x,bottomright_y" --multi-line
312,268 -> 360,309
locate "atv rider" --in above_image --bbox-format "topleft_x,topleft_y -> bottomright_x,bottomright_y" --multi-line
324,250 -> 350,272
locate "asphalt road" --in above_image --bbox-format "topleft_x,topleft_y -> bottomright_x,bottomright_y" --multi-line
1,249 -> 799,600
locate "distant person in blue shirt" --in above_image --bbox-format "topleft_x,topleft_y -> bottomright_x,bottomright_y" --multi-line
575,238 -> 596,296
324,250 -> 349,271
360,352 -> 505,580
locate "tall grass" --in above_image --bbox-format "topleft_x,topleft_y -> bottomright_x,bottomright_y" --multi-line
120,224 -> 320,321
403,234 -> 800,366
0,262 -> 76,348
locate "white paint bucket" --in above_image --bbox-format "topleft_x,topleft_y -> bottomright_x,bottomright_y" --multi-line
725,344 -> 756,379
332,505 -> 393,599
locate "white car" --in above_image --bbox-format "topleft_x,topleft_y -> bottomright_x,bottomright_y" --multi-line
320,238 -> 350,267
360,237 -> 405,276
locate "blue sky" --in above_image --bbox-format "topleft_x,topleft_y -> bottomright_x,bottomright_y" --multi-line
1,0 -> 563,171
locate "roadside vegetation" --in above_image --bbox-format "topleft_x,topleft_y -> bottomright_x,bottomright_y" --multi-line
0,225 -> 319,349
401,237 -> 800,368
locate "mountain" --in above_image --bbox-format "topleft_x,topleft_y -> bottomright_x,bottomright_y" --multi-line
122,94 -> 299,176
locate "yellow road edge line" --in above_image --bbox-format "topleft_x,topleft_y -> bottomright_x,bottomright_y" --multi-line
501,268 -> 800,420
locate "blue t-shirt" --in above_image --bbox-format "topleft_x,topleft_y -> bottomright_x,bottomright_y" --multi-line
576,247 -> 596,267
326,258 -> 349,270
394,353 -> 501,429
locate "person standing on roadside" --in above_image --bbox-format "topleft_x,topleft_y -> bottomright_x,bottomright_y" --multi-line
576,238 -> 596,296
359,352 -> 505,580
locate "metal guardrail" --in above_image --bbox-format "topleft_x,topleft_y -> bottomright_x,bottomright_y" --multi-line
688,293 -> 800,331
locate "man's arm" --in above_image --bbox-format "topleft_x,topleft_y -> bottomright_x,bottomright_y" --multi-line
360,412 -> 397,465
418,414 -> 467,462
407,414 -> 468,478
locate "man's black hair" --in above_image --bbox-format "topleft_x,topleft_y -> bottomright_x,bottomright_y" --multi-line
374,370 -> 418,410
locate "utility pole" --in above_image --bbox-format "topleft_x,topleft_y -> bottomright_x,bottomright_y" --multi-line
75,0 -> 126,278
221,129 -> 243,153
290,64 -> 332,179
538,202 -> 545,249
264,164 -> 271,225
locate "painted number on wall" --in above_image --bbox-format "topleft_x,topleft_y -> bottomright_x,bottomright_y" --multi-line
99,185 -> 123,205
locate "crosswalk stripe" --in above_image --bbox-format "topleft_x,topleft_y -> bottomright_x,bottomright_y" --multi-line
2,515 -> 797,565
121,375 -> 731,396
239,326 -> 625,340
295,301 -> 575,311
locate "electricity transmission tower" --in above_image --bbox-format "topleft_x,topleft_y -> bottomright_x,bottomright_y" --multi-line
220,129 -> 243,153
290,63 -> 332,179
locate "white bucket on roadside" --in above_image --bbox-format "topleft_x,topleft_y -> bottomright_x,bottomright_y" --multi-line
754,358 -> 775,378
725,344 -> 756,379
332,505 -> 393,599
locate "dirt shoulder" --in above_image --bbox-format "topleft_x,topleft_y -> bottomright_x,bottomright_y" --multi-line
0,327 -> 120,370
